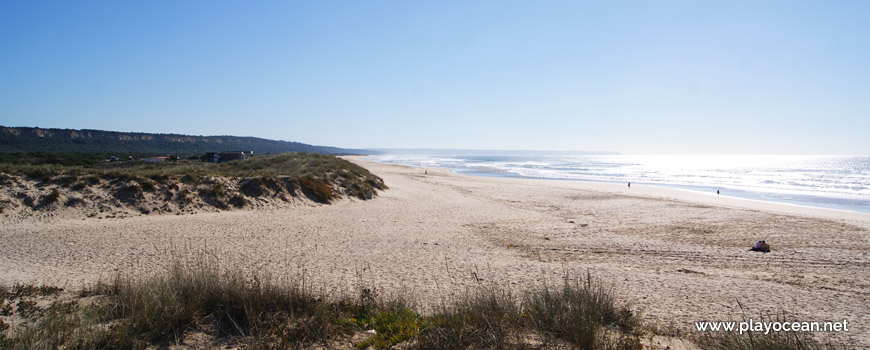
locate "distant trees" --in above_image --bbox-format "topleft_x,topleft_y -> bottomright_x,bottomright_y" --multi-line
0,126 -> 370,156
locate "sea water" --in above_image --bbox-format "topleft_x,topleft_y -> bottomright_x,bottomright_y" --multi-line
372,153 -> 870,213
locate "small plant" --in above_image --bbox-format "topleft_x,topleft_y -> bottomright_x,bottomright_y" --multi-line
118,183 -> 141,194
139,179 -> 156,192
146,173 -> 169,182
9,284 -> 63,298
229,194 -> 247,208
298,177 -> 333,203
0,301 -> 12,316
16,298 -> 39,317
355,308 -> 420,349
69,181 -> 87,191
38,188 -> 61,208
23,167 -> 53,182
523,276 -> 637,348
83,175 -> 100,185
0,317 -> 9,341
198,183 -> 229,209
179,174 -> 200,184
210,182 -> 227,196
64,196 -> 86,207
239,177 -> 266,197
46,300 -> 79,315
52,174 -> 79,187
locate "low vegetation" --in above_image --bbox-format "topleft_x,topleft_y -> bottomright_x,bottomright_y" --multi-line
0,264 -> 840,349
0,264 -> 640,349
0,152 -> 138,167
0,153 -> 386,217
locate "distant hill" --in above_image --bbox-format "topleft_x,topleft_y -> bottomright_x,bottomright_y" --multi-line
0,126 -> 372,155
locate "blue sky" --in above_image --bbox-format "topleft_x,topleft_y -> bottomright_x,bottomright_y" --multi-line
2,1 -> 868,154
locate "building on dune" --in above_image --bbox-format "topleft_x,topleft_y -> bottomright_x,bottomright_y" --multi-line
202,151 -> 254,163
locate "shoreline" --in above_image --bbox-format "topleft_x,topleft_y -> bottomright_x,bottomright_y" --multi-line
358,156 -> 870,223
367,154 -> 870,215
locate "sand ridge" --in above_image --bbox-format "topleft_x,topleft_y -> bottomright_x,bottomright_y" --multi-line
1,157 -> 868,347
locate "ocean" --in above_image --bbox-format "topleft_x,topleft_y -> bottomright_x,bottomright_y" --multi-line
372,153 -> 870,213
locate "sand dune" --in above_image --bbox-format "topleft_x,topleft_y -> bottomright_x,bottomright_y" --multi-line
1,157 -> 867,347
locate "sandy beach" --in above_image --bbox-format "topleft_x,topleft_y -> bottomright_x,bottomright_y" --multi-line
2,157 -> 868,347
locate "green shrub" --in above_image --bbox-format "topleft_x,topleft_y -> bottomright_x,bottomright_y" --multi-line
355,309 -> 420,349
298,177 -> 332,203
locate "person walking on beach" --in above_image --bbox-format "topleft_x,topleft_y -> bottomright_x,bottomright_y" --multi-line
628,182 -> 630,188
717,189 -> 720,195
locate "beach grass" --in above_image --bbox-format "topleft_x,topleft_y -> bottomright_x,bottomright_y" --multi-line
0,262 -> 843,349
0,263 -> 650,349
3,263 -> 838,350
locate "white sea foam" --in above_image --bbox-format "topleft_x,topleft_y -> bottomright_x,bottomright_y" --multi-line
372,154 -> 870,213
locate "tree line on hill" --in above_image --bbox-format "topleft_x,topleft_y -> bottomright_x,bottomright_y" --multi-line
0,126 -> 371,157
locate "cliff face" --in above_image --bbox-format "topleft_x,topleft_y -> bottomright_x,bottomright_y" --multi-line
0,126 -> 370,155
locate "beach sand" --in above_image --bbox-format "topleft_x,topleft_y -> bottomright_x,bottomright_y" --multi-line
2,157 -> 868,347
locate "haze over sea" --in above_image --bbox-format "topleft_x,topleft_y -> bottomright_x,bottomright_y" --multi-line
373,153 -> 870,213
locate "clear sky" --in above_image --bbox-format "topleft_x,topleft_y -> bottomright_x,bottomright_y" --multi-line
2,1 -> 868,154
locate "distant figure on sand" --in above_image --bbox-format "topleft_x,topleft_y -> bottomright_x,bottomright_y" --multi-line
628,182 -> 630,188
749,240 -> 770,253
717,189 -> 720,195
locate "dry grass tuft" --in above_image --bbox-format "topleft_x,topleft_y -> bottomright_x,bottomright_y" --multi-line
0,264 -> 840,350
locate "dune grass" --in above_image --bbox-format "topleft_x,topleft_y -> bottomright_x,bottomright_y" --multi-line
1,264 -> 645,349
1,152 -> 380,181
1,152 -> 386,205
1,263 -> 364,350
0,264 -> 840,350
